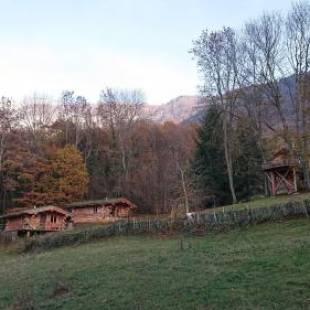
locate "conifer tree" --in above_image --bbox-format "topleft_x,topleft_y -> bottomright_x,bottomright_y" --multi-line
193,105 -> 231,205
234,119 -> 263,201
193,106 -> 263,206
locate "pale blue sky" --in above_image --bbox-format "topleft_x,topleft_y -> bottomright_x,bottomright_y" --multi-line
0,0 -> 293,104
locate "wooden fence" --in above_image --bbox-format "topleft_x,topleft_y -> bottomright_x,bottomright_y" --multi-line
19,199 -> 310,252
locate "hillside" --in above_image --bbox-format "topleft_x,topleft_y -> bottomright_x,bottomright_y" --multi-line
144,75 -> 298,125
144,95 -> 201,123
1,219 -> 310,309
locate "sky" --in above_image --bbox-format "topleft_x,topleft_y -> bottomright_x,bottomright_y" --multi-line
0,0 -> 293,105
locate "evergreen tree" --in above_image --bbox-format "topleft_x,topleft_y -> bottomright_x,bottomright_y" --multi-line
234,119 -> 263,201
193,105 -> 231,206
193,106 -> 264,206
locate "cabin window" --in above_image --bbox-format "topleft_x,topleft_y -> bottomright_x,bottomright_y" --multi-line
94,206 -> 98,214
51,215 -> 57,223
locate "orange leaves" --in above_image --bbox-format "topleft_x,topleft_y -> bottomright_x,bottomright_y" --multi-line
14,144 -> 89,207
53,145 -> 89,201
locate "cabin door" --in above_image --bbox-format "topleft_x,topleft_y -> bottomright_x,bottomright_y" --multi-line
40,214 -> 47,230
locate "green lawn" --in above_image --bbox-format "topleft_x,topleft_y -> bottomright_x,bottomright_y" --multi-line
0,219 -> 310,309
134,192 -> 310,219
198,192 -> 310,215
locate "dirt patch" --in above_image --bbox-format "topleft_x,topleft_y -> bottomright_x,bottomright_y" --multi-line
50,281 -> 71,298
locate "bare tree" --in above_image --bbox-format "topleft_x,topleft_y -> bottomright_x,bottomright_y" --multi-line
192,27 -> 239,203
61,90 -> 74,144
97,88 -> 145,194
286,0 -> 310,189
20,94 -> 57,149
59,91 -> 90,147
0,97 -> 19,211
244,13 -> 294,150
239,29 -> 270,161
0,97 -> 17,169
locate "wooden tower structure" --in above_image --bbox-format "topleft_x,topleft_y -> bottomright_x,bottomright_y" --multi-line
263,148 -> 299,196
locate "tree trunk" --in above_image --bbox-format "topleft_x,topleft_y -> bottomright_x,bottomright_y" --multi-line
300,109 -> 310,190
178,163 -> 189,213
223,113 -> 237,204
295,76 -> 310,191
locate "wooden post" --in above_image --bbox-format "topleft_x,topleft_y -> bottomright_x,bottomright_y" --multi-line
293,168 -> 298,193
264,174 -> 269,196
270,172 -> 276,196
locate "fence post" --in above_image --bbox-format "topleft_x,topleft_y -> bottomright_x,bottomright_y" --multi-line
302,201 -> 309,218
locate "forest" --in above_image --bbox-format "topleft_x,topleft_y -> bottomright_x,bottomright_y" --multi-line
0,1 -> 310,215
0,89 -> 199,214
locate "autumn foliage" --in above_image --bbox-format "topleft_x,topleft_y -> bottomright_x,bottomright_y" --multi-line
53,145 -> 89,203
0,92 -> 197,213
2,141 -> 89,208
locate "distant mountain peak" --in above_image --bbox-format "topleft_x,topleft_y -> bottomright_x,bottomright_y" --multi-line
144,95 -> 202,124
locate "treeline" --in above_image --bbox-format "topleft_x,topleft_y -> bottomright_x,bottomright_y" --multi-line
0,88 -> 266,214
0,90 -> 198,214
191,0 -> 310,204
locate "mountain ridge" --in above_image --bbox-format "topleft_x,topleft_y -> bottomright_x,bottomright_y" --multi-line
144,95 -> 201,123
145,75 -> 298,125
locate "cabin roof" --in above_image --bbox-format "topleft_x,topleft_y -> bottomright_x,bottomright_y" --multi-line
262,159 -> 299,171
262,147 -> 299,171
0,206 -> 69,219
64,198 -> 137,209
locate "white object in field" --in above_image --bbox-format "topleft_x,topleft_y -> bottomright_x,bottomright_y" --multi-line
186,212 -> 194,223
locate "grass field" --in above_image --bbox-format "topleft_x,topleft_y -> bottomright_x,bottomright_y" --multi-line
199,192 -> 310,214
0,219 -> 310,309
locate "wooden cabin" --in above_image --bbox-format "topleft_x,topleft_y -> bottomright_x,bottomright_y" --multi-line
64,198 -> 137,225
263,148 -> 299,196
0,206 -> 69,236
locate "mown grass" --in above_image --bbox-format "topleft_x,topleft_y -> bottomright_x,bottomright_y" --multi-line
0,219 -> 310,309
134,192 -> 310,218
201,192 -> 310,214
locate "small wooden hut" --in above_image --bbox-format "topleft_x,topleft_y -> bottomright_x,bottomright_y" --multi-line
0,206 -> 69,236
262,148 -> 299,196
64,198 -> 137,225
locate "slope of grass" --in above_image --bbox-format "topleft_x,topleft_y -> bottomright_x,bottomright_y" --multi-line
0,219 -> 310,309
199,192 -> 310,214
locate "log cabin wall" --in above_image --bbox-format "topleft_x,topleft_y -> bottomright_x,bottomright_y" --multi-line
3,211 -> 68,232
44,212 -> 67,231
115,205 -> 131,217
71,204 -> 133,224
1,200 -> 136,232
71,205 -> 117,224
4,214 -> 40,231
5,217 -> 24,231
